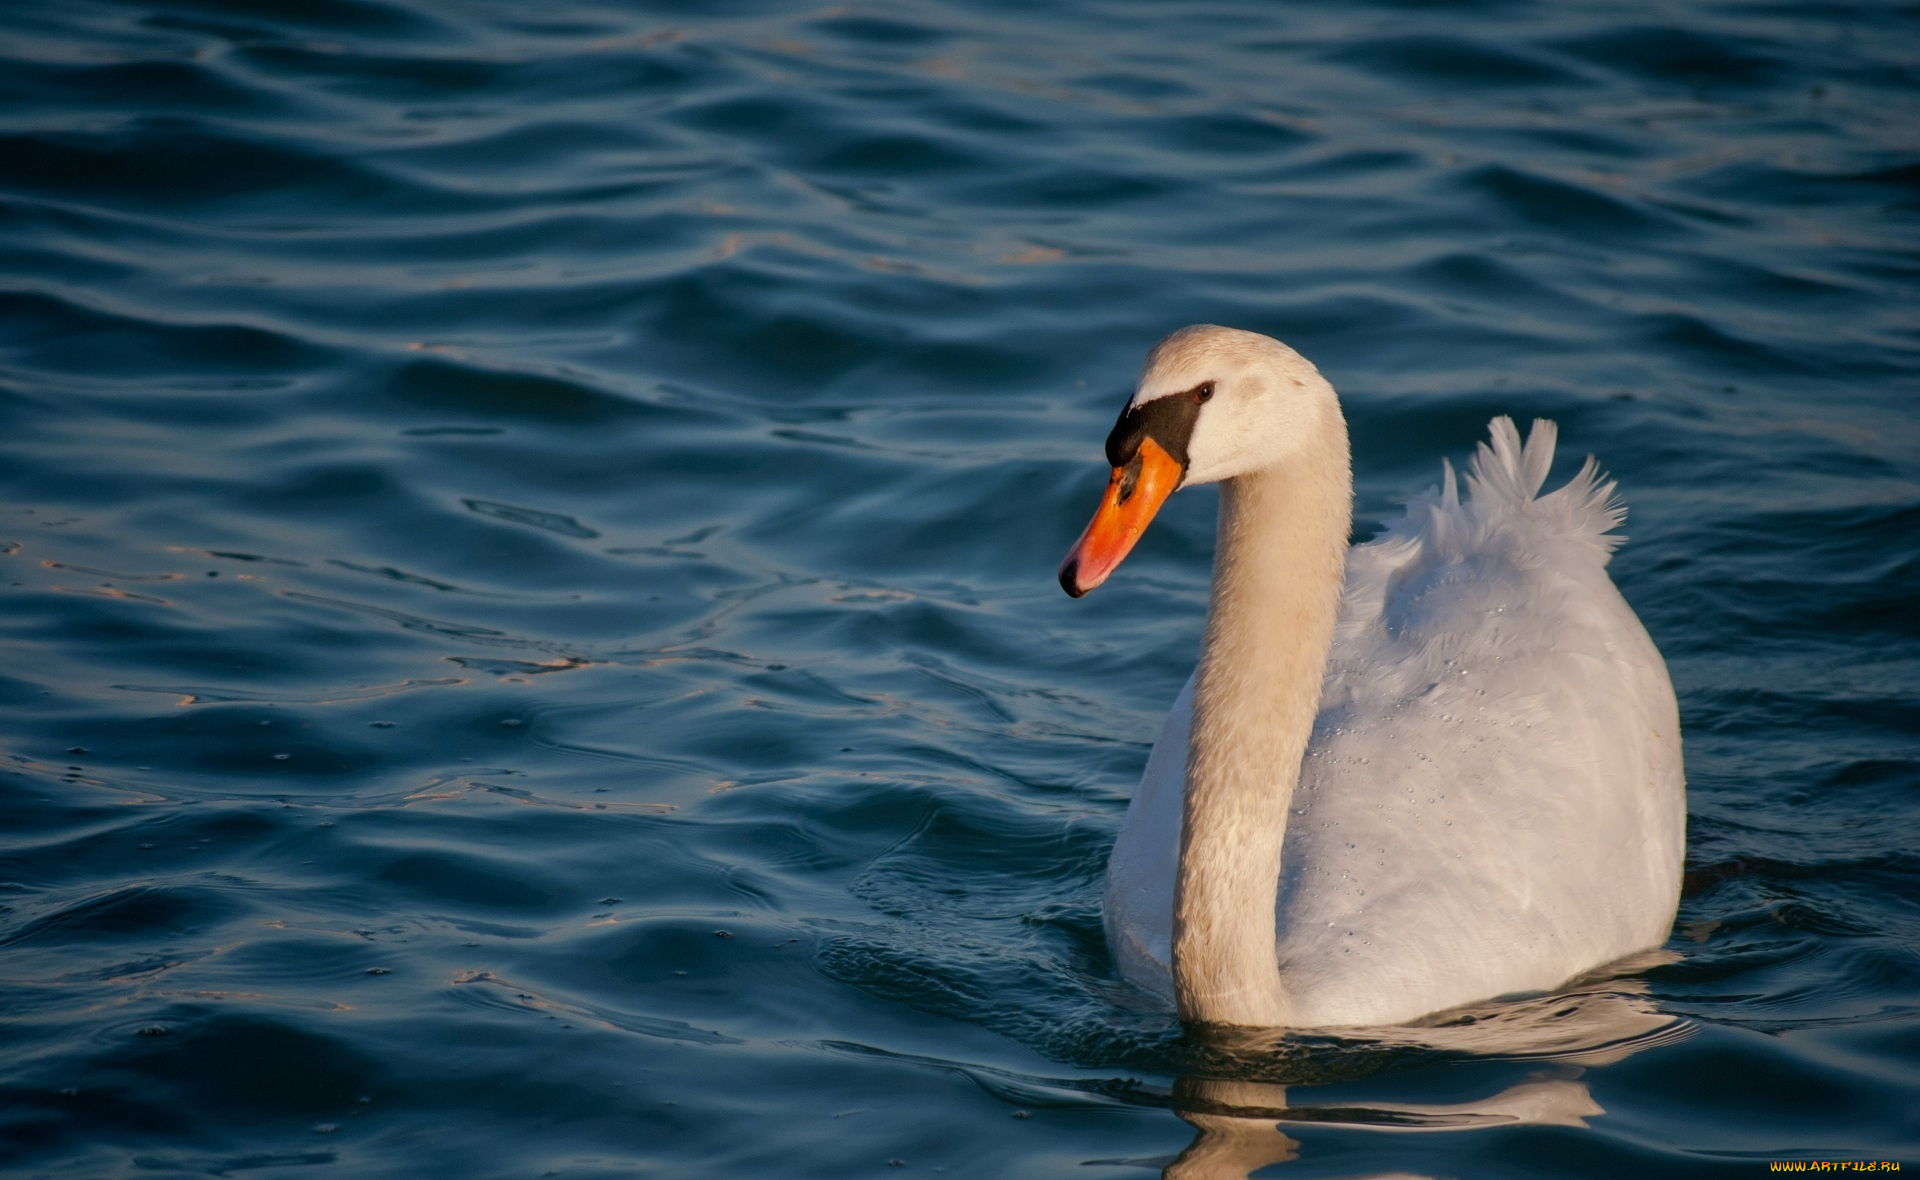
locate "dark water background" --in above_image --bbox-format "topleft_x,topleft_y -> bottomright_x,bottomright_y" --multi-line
2,0 -> 1917,1176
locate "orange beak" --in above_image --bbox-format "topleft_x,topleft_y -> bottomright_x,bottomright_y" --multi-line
1058,437 -> 1184,597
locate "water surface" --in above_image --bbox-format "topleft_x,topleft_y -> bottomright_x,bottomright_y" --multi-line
2,0 -> 1917,1176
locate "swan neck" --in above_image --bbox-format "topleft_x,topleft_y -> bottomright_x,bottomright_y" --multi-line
1174,430 -> 1352,1028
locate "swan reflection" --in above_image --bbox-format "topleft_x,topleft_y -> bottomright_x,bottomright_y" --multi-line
1166,1072 -> 1597,1180
1158,968 -> 1686,1179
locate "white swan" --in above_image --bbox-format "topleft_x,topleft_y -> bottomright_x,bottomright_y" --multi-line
1059,325 -> 1685,1028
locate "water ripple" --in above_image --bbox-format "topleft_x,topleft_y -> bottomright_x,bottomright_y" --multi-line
1,0 -> 1915,1175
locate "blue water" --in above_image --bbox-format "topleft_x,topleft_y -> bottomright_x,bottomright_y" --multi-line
2,0 -> 1916,1176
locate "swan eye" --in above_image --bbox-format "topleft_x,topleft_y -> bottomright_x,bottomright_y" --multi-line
1194,382 -> 1214,403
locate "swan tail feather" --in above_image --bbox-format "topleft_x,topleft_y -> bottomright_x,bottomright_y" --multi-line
1457,417 -> 1627,558
1465,416 -> 1554,505
1356,417 -> 1628,604
1541,453 -> 1629,555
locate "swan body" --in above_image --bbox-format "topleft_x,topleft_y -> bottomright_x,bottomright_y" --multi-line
1061,326 -> 1685,1028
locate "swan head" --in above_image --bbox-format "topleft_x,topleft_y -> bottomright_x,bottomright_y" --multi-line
1059,325 -> 1338,597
